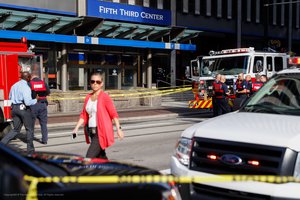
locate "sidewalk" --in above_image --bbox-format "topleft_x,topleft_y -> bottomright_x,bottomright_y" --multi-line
47,105 -> 209,127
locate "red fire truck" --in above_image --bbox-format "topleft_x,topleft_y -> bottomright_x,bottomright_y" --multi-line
188,47 -> 289,109
0,38 -> 43,138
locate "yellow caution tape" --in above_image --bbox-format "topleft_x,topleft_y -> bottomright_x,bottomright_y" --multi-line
47,87 -> 192,101
24,174 -> 300,200
24,174 -> 300,184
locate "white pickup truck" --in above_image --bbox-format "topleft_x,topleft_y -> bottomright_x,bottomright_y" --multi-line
171,66 -> 300,199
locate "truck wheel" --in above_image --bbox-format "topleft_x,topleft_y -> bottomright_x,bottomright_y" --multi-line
0,122 -> 12,139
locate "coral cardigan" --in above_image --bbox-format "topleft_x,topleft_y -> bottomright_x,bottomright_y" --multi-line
80,91 -> 119,149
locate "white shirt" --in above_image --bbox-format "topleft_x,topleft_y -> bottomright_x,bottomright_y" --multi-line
86,98 -> 97,128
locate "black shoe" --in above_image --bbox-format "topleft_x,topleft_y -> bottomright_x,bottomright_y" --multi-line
38,139 -> 47,145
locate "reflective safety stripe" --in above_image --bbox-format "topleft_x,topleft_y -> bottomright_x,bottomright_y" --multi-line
189,100 -> 213,109
4,100 -> 11,107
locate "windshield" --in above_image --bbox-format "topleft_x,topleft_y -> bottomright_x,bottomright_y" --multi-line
200,55 -> 249,77
243,74 -> 300,115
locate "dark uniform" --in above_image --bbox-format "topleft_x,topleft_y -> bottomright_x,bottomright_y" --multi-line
213,81 -> 230,116
30,77 -> 50,144
233,79 -> 248,110
246,80 -> 253,97
212,80 -> 219,117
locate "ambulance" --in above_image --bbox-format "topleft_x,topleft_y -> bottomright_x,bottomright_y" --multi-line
0,38 -> 43,138
188,47 -> 289,109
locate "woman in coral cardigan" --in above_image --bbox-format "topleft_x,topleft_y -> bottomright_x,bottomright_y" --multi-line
72,72 -> 124,159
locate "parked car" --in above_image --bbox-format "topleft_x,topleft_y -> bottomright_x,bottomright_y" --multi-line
0,143 -> 181,200
171,66 -> 300,199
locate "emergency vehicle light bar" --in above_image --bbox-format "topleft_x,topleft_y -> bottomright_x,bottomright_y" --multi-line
289,57 -> 300,65
209,47 -> 255,56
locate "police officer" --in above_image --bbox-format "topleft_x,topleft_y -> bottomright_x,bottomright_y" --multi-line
30,71 -> 50,144
212,74 -> 221,117
1,71 -> 37,153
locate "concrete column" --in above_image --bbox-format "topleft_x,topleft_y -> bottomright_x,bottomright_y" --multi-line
118,56 -> 122,90
133,69 -> 137,88
84,68 -> 88,90
143,0 -> 150,7
77,0 -> 86,16
137,55 -> 141,87
133,56 -> 138,87
102,70 -> 106,91
170,0 -> 177,87
55,44 -> 61,90
170,50 -> 176,87
142,58 -> 146,87
61,44 -> 68,92
147,49 -> 152,88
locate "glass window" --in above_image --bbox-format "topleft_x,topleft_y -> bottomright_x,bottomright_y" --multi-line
177,0 -> 182,12
191,60 -> 199,77
267,56 -> 273,71
120,0 -> 128,4
275,57 -> 283,71
150,0 -> 157,8
163,0 -> 171,10
135,0 -> 143,6
106,68 -> 118,89
122,69 -> 134,87
253,56 -> 264,73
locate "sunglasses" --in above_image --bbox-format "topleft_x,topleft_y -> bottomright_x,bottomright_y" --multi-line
90,80 -> 102,84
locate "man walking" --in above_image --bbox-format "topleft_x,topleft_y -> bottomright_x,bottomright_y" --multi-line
30,71 -> 50,144
1,71 -> 37,154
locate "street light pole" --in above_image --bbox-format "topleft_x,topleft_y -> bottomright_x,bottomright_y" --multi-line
288,0 -> 293,52
236,0 -> 242,48
264,0 -> 270,48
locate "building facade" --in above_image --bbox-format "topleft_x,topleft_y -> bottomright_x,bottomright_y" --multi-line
177,0 -> 300,68
0,0 -> 299,91
0,0 -> 198,91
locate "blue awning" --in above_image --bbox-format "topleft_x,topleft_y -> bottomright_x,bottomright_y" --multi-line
0,7 -> 200,51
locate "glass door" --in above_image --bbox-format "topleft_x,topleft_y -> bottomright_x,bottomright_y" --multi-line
106,68 -> 119,89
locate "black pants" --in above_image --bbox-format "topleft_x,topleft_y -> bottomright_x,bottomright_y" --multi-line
1,104 -> 35,153
216,98 -> 230,116
86,131 -> 107,159
212,97 -> 218,117
31,102 -> 48,143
